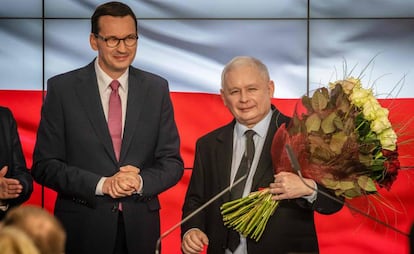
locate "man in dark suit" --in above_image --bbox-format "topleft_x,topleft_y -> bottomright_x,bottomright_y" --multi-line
181,56 -> 343,254
0,106 -> 33,220
32,2 -> 183,254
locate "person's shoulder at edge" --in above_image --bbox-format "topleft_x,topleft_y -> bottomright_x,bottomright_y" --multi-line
0,106 -> 12,117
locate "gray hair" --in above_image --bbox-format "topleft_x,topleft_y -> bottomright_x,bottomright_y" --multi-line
221,56 -> 270,88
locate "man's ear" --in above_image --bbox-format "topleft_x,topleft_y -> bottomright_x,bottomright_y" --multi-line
90,33 -> 98,51
268,80 -> 275,98
220,89 -> 228,107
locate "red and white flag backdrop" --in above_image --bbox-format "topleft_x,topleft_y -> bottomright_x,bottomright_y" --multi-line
1,1 -> 414,253
1,91 -> 414,254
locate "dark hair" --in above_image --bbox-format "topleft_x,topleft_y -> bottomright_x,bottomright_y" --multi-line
91,1 -> 137,34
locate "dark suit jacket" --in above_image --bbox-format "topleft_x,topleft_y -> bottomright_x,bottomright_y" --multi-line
0,107 -> 33,220
32,61 -> 184,254
181,108 -> 343,254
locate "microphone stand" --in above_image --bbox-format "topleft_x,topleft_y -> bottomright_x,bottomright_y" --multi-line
284,144 -> 409,237
154,174 -> 248,254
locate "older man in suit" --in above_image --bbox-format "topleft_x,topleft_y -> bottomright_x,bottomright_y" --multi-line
0,107 -> 33,220
32,2 -> 183,254
181,56 -> 343,254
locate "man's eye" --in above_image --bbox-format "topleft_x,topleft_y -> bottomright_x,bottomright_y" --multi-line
108,37 -> 119,43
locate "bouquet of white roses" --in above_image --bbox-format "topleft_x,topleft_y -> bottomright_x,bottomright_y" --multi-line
221,77 -> 400,241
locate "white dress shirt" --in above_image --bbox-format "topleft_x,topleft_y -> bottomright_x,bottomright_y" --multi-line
93,58 -> 143,195
226,110 -> 272,254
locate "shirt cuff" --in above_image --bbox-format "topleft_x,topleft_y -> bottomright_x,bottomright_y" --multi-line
0,200 -> 9,211
95,177 -> 107,196
136,175 -> 143,194
302,180 -> 317,203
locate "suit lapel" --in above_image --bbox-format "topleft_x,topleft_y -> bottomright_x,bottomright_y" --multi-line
120,68 -> 148,162
216,121 -> 235,202
251,110 -> 280,191
74,62 -> 116,162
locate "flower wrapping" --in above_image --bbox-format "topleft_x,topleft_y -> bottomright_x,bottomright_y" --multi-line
220,77 -> 400,241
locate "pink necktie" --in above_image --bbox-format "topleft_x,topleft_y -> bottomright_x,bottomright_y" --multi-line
108,80 -> 122,161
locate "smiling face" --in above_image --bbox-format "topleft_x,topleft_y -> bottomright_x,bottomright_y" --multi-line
220,63 -> 274,128
90,15 -> 137,79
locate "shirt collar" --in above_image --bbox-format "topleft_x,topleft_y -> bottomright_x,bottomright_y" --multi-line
235,109 -> 273,139
94,58 -> 129,90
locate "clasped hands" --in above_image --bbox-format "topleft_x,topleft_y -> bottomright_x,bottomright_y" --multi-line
102,165 -> 141,198
0,166 -> 23,200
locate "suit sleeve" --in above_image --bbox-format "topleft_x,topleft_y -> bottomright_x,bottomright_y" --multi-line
311,184 -> 344,214
1,108 -> 33,208
32,79 -> 101,205
181,140 -> 207,237
136,79 -> 184,196
295,183 -> 344,214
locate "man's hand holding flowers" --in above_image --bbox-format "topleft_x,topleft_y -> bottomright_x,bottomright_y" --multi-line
270,172 -> 315,201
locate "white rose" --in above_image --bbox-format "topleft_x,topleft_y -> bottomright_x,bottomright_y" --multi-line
371,115 -> 392,133
375,107 -> 389,118
378,128 -> 397,151
350,87 -> 373,108
362,97 -> 382,121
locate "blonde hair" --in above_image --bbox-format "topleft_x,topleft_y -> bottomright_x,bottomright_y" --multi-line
0,226 -> 40,254
3,205 -> 66,254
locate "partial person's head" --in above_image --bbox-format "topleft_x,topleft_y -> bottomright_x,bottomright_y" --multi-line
220,56 -> 275,128
0,226 -> 40,254
3,205 -> 66,254
90,1 -> 138,79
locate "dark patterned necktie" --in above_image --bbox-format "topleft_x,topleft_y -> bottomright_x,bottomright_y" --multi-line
228,129 -> 256,252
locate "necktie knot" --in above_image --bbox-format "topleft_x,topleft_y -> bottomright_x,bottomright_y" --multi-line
244,130 -> 255,143
110,80 -> 120,91
245,129 -> 255,138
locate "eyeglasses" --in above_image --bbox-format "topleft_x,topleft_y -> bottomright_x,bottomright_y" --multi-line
94,34 -> 138,48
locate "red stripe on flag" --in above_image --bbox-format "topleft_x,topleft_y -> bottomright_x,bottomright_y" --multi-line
1,90 -> 413,254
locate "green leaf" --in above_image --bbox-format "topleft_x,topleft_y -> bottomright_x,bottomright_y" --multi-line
305,113 -> 321,133
343,188 -> 362,199
329,132 -> 347,154
357,175 -> 377,192
321,112 -> 338,134
311,145 -> 335,162
333,115 -> 344,130
301,95 -> 313,113
338,180 -> 356,191
358,154 -> 372,167
335,90 -> 351,113
311,88 -> 329,112
321,178 -> 339,189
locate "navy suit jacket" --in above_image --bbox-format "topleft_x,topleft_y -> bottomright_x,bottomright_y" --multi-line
0,107 -> 33,220
181,108 -> 343,254
32,61 -> 184,254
